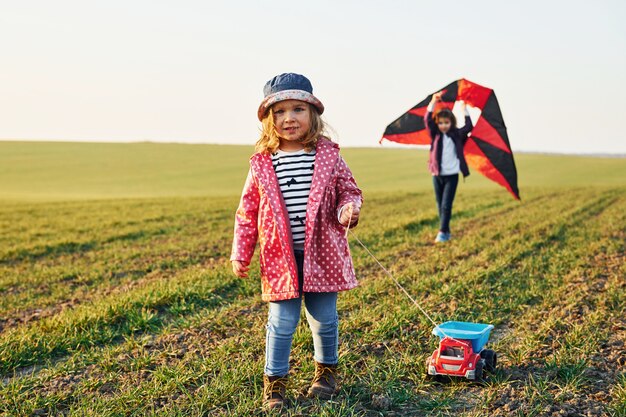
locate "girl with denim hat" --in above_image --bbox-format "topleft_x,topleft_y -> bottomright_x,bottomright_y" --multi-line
230,73 -> 363,410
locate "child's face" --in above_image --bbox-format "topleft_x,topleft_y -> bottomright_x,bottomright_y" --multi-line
273,100 -> 311,142
437,118 -> 451,134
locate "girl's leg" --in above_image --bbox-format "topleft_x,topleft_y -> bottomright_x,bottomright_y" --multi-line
264,249 -> 305,376
440,174 -> 459,233
262,250 -> 304,408
303,292 -> 339,365
304,292 -> 339,399
432,175 -> 444,226
265,296 -> 302,376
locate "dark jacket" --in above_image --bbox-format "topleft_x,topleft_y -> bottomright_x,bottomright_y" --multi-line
424,110 -> 473,177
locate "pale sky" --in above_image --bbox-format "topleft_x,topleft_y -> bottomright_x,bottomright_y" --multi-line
1,0 -> 625,154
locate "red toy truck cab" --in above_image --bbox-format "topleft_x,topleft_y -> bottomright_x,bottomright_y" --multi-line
426,337 -> 484,380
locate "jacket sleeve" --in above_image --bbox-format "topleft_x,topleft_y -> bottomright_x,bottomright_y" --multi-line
335,155 -> 363,228
459,115 -> 474,143
424,110 -> 437,141
230,166 -> 260,263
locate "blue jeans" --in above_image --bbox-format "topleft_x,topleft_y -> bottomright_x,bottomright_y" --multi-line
264,249 -> 339,376
433,174 -> 459,234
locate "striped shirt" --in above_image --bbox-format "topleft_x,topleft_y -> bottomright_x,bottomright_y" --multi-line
271,147 -> 316,250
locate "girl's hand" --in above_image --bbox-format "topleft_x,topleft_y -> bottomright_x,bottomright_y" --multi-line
340,204 -> 360,227
428,92 -> 443,110
232,260 -> 250,278
459,100 -> 471,115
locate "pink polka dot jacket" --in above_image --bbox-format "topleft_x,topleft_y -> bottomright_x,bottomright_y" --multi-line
230,137 -> 363,302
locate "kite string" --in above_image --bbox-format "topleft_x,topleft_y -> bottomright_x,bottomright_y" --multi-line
343,203 -> 459,343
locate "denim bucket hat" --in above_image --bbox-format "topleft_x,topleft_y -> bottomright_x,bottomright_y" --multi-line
257,73 -> 324,121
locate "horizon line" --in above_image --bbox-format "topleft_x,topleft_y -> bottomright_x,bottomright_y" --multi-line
1,138 -> 625,158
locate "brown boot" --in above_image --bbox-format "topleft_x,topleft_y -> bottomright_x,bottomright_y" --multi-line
263,374 -> 287,410
308,361 -> 338,399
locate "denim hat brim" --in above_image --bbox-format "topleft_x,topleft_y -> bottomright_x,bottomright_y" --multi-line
257,89 -> 324,121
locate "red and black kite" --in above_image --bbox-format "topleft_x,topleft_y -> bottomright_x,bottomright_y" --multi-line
381,79 -> 520,200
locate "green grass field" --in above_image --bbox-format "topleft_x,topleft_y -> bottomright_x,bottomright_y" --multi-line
0,141 -> 624,416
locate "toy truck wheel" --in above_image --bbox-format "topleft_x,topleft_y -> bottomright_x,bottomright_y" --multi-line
480,349 -> 497,373
425,357 -> 435,380
473,360 -> 484,382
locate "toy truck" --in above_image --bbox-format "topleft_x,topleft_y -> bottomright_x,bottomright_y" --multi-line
426,321 -> 497,382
